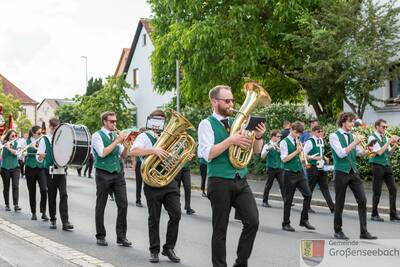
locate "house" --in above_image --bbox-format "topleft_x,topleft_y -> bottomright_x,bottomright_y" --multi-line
121,18 -> 174,128
114,48 -> 130,77
344,77 -> 400,125
36,98 -> 75,128
0,74 -> 38,124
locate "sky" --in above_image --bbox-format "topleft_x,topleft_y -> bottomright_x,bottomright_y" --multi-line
0,0 -> 152,102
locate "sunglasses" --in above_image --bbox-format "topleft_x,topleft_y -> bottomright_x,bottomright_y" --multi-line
215,98 -> 235,104
316,130 -> 324,133
276,135 -> 282,138
381,125 -> 388,129
107,120 -> 117,124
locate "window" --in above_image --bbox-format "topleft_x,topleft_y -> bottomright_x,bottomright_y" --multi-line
389,78 -> 400,98
133,68 -> 139,88
143,34 -> 147,46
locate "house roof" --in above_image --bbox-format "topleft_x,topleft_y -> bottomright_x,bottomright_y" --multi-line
0,74 -> 38,104
123,18 -> 153,74
114,48 -> 131,76
37,98 -> 75,110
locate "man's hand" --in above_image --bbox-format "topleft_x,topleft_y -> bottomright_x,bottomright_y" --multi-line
152,147 -> 169,160
187,153 -> 195,161
116,132 -> 127,144
313,156 -> 322,161
229,132 -> 252,149
296,145 -> 303,154
254,122 -> 266,139
354,134 -> 365,145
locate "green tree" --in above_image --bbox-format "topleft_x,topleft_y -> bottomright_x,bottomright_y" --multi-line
85,77 -> 103,96
55,103 -> 78,124
0,84 -> 30,132
15,114 -> 32,134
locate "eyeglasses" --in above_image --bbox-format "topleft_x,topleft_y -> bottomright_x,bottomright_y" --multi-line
215,98 -> 235,104
276,135 -> 282,138
381,125 -> 388,129
316,130 -> 324,133
107,120 -> 117,124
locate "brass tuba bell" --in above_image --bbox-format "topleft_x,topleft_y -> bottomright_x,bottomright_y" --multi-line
229,82 -> 271,169
141,109 -> 196,188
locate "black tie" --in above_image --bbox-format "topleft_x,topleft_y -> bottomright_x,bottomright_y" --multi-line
109,133 -> 114,141
221,119 -> 230,131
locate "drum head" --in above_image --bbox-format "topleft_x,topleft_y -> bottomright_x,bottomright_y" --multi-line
53,124 -> 75,167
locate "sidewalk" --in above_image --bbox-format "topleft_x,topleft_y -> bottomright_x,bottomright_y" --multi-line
124,168 -> 397,215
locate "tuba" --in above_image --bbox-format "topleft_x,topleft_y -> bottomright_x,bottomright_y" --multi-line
141,109 -> 196,188
229,82 -> 271,169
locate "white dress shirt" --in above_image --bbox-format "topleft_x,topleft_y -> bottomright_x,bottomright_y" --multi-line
91,127 -> 123,158
36,134 -> 52,162
303,136 -> 323,156
280,134 -> 296,160
130,131 -> 157,150
329,128 -> 363,159
197,111 -> 228,162
368,131 -> 391,152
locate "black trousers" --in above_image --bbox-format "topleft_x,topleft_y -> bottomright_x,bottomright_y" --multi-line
176,167 -> 192,210
84,157 -> 94,177
208,176 -> 259,267
144,181 -> 181,253
262,167 -> 284,203
25,167 -> 47,214
44,169 -> 69,223
200,163 -> 207,192
282,171 -> 311,226
371,164 -> 398,218
1,168 -> 20,207
95,168 -> 128,239
18,160 -> 25,176
306,166 -> 334,211
135,161 -> 143,203
334,170 -> 367,234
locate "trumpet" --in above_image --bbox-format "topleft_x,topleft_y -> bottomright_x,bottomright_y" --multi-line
297,138 -> 311,169
352,132 -> 376,158
385,132 -> 400,145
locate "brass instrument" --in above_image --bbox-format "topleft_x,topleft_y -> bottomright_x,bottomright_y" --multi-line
385,132 -> 400,145
229,82 -> 271,169
297,138 -> 312,169
141,109 -> 196,188
353,132 -> 376,158
115,128 -> 139,150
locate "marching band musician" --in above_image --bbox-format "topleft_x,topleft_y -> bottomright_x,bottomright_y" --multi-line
37,118 -> 73,231
368,119 -> 400,222
197,85 -> 264,267
280,121 -> 315,232
303,126 -> 335,213
260,129 -> 284,208
1,129 -> 22,212
131,109 -> 182,264
25,126 -> 49,221
92,111 -> 131,247
329,112 -> 377,239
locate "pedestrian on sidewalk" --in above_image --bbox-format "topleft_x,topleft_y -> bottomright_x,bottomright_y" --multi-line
1,129 -> 22,212
92,111 -> 131,247
37,118 -> 73,231
260,129 -> 284,208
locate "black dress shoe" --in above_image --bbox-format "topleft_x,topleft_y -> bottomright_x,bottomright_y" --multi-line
299,221 -> 316,230
97,238 -> 108,246
282,224 -> 295,232
390,214 -> 400,222
308,208 -> 315,213
50,221 -> 57,229
371,215 -> 384,222
262,202 -> 271,208
31,214 -> 37,220
14,205 -> 21,212
334,231 -> 349,240
5,206 -> 11,211
360,231 -> 377,240
201,192 -> 207,197
62,222 -> 74,231
149,252 -> 159,263
117,238 -> 132,247
162,248 -> 180,263
136,202 -> 143,207
186,208 -> 195,215
41,213 -> 49,221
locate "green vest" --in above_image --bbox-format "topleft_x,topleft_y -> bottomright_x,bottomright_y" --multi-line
136,131 -> 158,164
207,116 -> 248,179
332,131 -> 358,173
38,136 -> 54,169
1,141 -> 19,170
199,158 -> 207,165
25,138 -> 39,168
282,137 -> 302,172
94,130 -> 122,174
265,142 -> 282,169
308,138 -> 324,166
368,133 -> 389,166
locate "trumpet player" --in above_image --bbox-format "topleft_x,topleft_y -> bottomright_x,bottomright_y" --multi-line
280,121 -> 315,232
131,109 -> 182,264
368,119 -> 400,222
329,112 -> 377,240
198,85 -> 265,267
303,126 -> 335,213
260,129 -> 284,208
92,111 -> 131,247
1,129 -> 22,212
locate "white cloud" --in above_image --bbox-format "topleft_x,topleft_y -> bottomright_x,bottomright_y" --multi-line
0,0 -> 151,102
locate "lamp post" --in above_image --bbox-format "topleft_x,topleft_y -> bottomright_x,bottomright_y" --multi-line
80,56 -> 88,90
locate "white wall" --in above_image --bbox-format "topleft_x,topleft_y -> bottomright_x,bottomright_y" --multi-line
125,27 -> 174,128
36,100 -> 56,128
22,103 -> 36,125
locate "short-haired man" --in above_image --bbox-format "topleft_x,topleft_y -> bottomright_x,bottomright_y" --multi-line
300,119 -> 318,143
368,119 -> 400,222
281,121 -> 291,139
280,121 -> 315,232
329,112 -> 377,239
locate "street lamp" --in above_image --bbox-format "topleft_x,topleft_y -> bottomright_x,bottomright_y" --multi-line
80,56 -> 88,90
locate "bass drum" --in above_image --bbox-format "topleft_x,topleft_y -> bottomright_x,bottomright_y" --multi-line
52,124 -> 91,168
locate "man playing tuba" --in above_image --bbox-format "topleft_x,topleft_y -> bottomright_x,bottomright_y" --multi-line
197,85 -> 265,267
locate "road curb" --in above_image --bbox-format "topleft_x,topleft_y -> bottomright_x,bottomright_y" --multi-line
0,218 -> 115,267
